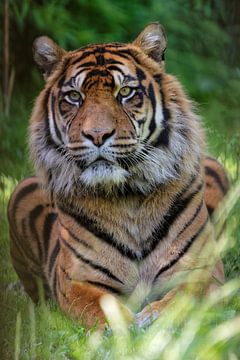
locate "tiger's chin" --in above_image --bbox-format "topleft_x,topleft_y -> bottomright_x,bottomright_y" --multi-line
80,160 -> 129,191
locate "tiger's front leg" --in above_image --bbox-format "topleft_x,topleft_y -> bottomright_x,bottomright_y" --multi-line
55,266 -> 134,329
134,215 -> 225,329
56,275 -> 110,329
135,288 -> 178,328
53,245 -> 134,330
135,259 -> 224,328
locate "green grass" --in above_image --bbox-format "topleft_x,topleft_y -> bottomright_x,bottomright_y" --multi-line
0,95 -> 240,359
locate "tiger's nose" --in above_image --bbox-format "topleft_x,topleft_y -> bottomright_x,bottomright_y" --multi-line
82,128 -> 116,146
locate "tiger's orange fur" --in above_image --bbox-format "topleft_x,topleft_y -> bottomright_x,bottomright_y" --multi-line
8,24 -> 229,329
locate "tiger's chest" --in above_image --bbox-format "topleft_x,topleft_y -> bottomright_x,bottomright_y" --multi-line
56,199 -> 175,309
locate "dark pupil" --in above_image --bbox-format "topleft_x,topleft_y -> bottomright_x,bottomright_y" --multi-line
71,92 -> 78,99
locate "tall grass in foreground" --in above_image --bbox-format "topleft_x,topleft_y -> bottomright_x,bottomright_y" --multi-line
0,175 -> 240,360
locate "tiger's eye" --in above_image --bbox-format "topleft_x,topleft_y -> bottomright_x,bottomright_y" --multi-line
119,86 -> 132,97
68,91 -> 81,101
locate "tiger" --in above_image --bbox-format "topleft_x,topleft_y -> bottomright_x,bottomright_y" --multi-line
8,23 -> 229,329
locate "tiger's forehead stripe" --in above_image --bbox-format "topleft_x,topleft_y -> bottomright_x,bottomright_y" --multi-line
70,42 -> 127,54
68,44 -> 143,70
63,60 -> 131,87
75,58 -> 126,70
52,42 -> 156,97
58,53 -> 150,93
58,43 -> 146,85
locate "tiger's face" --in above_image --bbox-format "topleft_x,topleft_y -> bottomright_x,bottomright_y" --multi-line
53,50 -> 157,188
30,24 -> 203,196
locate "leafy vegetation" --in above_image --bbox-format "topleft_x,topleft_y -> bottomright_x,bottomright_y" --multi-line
0,0 -> 240,359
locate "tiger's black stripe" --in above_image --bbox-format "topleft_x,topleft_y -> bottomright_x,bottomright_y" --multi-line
153,74 -> 171,147
10,182 -> 39,228
143,182 -> 203,257
105,58 -> 125,65
154,217 -> 209,282
50,94 -> 63,143
57,75 -> 66,88
61,237 -> 123,284
106,65 -> 125,76
59,204 -> 141,260
70,50 -> 97,65
48,238 -> 60,276
29,205 -> 44,261
87,281 -> 122,295
136,67 -> 146,81
96,54 -> 105,66
206,205 -> 214,217
147,83 -> 157,135
43,213 -> 58,262
205,166 -> 227,194
109,49 -> 142,65
44,116 -> 66,156
176,199 -> 204,239
59,75 -> 75,88
59,220 -> 92,249
72,68 -> 94,80
77,61 -> 96,68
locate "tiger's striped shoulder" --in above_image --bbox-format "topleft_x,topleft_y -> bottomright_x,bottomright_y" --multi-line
204,156 -> 230,216
8,176 -> 53,222
7,177 -> 56,301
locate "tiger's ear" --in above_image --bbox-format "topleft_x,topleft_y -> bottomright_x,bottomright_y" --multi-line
133,23 -> 167,63
33,36 -> 66,80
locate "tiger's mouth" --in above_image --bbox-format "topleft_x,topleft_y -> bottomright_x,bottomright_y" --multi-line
79,156 -> 130,188
88,157 -> 115,167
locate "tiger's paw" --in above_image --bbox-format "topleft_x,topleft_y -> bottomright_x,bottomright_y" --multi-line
135,306 -> 160,328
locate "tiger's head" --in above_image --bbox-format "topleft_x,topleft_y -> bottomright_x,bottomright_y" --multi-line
30,23 -> 204,197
